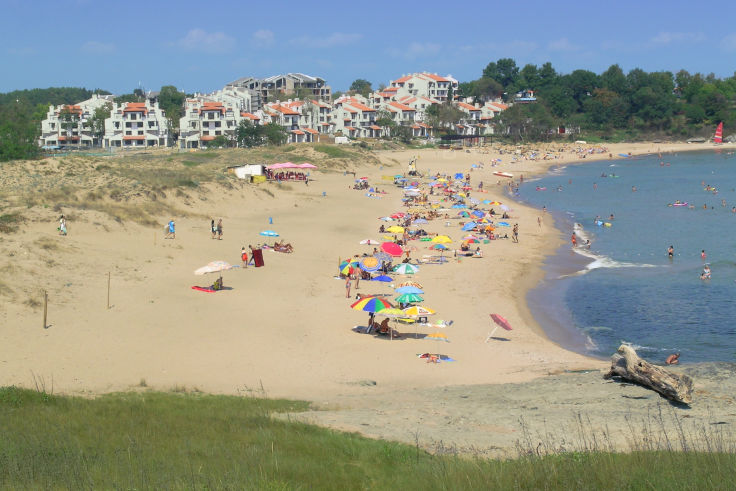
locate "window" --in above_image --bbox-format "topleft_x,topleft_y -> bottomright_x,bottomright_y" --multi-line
215,122 -> 221,128
215,131 -> 221,135
208,113 -> 214,120
227,121 -> 232,127
138,131 -> 143,135
125,131 -> 132,135
115,122 -> 120,129
129,114 -> 137,120
191,122 -> 197,128
50,123 -> 55,129
126,122 -> 132,128
203,131 -> 209,135
148,121 -> 156,128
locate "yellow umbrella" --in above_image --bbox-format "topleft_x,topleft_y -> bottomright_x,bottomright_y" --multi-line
386,226 -> 405,233
431,235 -> 452,244
403,305 -> 436,316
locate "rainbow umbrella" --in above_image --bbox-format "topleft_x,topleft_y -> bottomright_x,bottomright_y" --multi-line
351,296 -> 394,313
395,293 -> 423,304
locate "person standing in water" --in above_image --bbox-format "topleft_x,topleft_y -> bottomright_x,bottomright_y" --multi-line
668,245 -> 674,259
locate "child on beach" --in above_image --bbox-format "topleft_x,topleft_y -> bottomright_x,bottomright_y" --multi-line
241,247 -> 248,268
165,219 -> 175,239
217,219 -> 223,240
58,215 -> 67,236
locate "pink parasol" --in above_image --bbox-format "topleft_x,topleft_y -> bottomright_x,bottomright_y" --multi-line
381,241 -> 403,257
486,313 -> 513,342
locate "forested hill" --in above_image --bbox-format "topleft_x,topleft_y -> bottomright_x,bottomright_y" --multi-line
0,87 -> 109,108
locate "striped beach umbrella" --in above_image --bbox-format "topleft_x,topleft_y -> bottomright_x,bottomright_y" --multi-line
395,293 -> 423,304
393,263 -> 419,275
350,296 -> 394,313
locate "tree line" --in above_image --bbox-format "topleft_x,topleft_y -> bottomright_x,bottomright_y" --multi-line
460,58 -> 736,141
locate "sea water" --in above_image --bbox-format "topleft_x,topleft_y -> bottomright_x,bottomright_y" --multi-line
517,149 -> 736,363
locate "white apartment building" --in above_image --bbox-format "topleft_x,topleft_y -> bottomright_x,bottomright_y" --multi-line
332,96 -> 381,138
389,73 -> 458,102
39,93 -> 114,148
178,99 -> 241,149
103,101 -> 169,148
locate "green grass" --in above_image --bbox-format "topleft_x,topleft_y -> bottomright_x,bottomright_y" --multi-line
313,144 -> 354,159
0,212 -> 23,233
1,387 -> 735,489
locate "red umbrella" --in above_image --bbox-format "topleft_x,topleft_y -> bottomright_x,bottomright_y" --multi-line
487,313 -> 512,342
381,241 -> 403,257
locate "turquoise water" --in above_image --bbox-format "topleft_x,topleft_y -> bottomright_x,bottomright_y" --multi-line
518,149 -> 736,363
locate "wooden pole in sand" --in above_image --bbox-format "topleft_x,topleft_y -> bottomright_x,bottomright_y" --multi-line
107,272 -> 111,309
42,290 -> 47,329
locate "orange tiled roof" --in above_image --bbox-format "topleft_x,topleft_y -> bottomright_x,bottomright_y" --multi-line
392,75 -> 411,84
344,99 -> 375,112
272,105 -> 300,115
291,129 -> 305,135
387,101 -> 415,112
123,135 -> 146,140
383,87 -> 399,92
457,102 -> 480,111
369,125 -> 381,130
347,127 -> 358,132
241,112 -> 260,120
123,102 -> 148,114
303,128 -> 318,134
200,135 -> 216,141
422,73 -> 450,82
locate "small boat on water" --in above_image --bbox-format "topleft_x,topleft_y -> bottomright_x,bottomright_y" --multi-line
671,202 -> 688,207
493,171 -> 513,178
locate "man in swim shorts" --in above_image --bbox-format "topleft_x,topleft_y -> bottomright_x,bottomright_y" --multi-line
668,245 -> 674,258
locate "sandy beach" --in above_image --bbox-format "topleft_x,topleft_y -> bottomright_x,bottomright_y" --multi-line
2,140 -> 734,454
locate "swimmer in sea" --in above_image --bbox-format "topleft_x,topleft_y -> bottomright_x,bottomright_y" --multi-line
668,245 -> 674,258
701,264 -> 711,280
665,353 -> 680,365
701,250 -> 707,260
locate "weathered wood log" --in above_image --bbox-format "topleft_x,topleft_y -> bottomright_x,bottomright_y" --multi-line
603,344 -> 693,404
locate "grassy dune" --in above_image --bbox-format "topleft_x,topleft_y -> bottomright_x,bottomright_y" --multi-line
0,144 -> 380,228
1,387 -> 734,490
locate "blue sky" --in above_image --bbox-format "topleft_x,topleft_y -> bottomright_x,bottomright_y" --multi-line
2,0 -> 735,95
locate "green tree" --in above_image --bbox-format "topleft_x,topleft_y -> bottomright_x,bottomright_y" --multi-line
0,99 -> 40,161
482,58 -> 519,88
208,135 -> 229,148
236,120 -> 264,148
89,103 -> 112,146
262,123 -> 288,146
158,85 -> 186,139
349,79 -> 373,97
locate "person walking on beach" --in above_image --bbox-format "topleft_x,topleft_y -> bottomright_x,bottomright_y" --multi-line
166,219 -> 175,239
58,215 -> 67,236
512,223 -> 519,243
211,219 -> 216,239
241,246 -> 248,268
216,219 -> 223,240
345,275 -> 352,298
571,233 -> 577,248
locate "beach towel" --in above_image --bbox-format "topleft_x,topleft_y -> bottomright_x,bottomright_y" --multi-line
192,286 -> 216,293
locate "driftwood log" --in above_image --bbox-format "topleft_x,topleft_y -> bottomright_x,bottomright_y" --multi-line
603,344 -> 693,404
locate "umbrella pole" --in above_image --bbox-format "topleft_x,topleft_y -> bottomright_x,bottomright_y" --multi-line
485,326 -> 499,343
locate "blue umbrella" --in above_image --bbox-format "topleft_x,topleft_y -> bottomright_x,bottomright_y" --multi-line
497,222 -> 511,227
462,222 -> 477,231
260,230 -> 279,236
371,275 -> 393,282
452,203 -> 466,209
471,210 -> 485,218
412,218 -> 428,224
395,286 -> 424,294
481,199 -> 492,204
455,173 -> 464,179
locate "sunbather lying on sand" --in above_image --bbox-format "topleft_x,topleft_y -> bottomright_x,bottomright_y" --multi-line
273,241 -> 294,253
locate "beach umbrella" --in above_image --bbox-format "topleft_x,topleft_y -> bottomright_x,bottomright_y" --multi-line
469,198 -> 480,205
481,199 -> 492,204
432,235 -> 453,244
360,239 -> 380,245
381,242 -> 403,257
497,222 -> 510,227
489,201 -> 502,205
379,216 -> 394,221
452,203 -> 466,209
373,251 -> 393,263
462,222 -> 477,231
425,332 -> 449,342
487,313 -> 513,341
260,230 -> 279,237
298,163 -> 317,169
194,260 -> 234,275
390,212 -> 406,218
395,285 -> 424,294
371,274 -> 393,282
393,263 -> 419,275
471,210 -> 485,218
430,243 -> 448,251
457,211 -> 470,217
403,305 -> 436,317
412,218 -> 428,224
398,280 -> 423,289
351,296 -> 394,313
339,259 -> 360,275
386,225 -> 405,234
463,235 -> 480,240
359,256 -> 382,272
